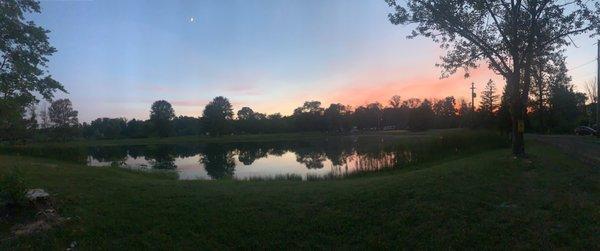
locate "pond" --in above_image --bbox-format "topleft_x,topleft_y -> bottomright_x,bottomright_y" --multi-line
81,137 -> 405,180
3,132 -> 507,180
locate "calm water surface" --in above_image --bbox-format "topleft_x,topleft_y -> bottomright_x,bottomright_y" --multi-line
6,133 -> 504,180
85,138 -> 404,180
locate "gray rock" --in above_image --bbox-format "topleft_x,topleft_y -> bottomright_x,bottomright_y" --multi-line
25,189 -> 50,201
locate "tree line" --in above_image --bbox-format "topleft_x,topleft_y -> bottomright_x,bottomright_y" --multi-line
9,75 -> 593,142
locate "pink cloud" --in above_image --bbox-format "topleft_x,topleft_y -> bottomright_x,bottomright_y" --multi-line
322,67 -> 504,108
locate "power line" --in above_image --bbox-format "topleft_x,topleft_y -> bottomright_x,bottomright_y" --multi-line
568,58 -> 597,72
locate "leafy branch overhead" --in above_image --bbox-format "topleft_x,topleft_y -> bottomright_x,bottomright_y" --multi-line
0,0 -> 66,104
385,0 -> 600,78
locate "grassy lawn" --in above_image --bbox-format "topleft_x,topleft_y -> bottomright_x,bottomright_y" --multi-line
1,140 -> 598,249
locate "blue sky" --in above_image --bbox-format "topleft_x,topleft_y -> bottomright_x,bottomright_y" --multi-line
33,0 -> 598,122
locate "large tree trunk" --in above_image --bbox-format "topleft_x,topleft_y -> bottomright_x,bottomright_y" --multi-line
510,104 -> 525,156
509,71 -> 525,156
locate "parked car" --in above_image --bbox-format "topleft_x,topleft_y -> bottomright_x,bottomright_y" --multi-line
574,126 -> 597,136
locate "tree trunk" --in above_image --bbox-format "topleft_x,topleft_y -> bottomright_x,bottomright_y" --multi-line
509,72 -> 525,156
510,107 -> 525,156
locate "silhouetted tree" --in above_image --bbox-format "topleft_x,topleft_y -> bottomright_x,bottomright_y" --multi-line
293,101 -> 325,131
149,100 -> 175,137
386,0 -> 600,155
172,116 -> 201,136
237,107 -> 255,120
0,0 -> 65,140
49,99 -> 78,127
353,103 -> 383,130
123,119 -> 149,138
202,96 -> 233,136
546,64 -> 587,133
409,99 -> 433,131
457,99 -> 473,128
384,97 -> 409,129
324,103 -> 350,132
235,106 -> 268,134
479,80 -> 498,128
389,95 -> 402,108
264,113 -> 292,133
480,80 -> 498,114
48,98 -> 79,140
528,54 -> 567,133
83,117 -> 127,139
403,98 -> 421,109
367,102 -> 384,130
433,96 -> 458,128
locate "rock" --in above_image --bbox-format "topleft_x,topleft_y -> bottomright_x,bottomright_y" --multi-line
25,189 -> 50,201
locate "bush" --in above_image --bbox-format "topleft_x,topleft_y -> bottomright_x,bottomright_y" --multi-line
0,168 -> 27,210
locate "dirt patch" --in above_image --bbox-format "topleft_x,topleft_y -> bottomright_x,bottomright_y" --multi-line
11,208 -> 66,237
4,191 -> 68,240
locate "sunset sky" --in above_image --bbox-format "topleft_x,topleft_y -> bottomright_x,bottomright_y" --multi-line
34,0 -> 598,122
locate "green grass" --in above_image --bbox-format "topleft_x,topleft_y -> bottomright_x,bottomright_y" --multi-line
1,141 -> 598,249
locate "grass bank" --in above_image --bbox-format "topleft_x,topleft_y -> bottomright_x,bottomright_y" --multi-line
1,140 -> 598,249
13,129 -> 465,147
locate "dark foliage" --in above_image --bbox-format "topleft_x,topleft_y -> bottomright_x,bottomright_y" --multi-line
0,0 -> 65,141
150,100 -> 175,137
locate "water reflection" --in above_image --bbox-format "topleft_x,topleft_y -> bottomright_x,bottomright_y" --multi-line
200,144 -> 236,179
83,138 -> 430,180
4,135 -> 504,180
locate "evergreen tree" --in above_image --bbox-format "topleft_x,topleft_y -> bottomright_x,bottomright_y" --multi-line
478,80 -> 498,128
479,80 -> 498,115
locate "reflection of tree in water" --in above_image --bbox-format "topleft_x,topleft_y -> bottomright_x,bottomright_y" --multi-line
88,146 -> 128,164
322,143 -> 351,166
144,145 -> 177,169
200,144 -> 236,179
126,145 -> 146,159
236,143 -> 268,165
295,149 -> 327,169
149,157 -> 176,169
12,146 -> 89,164
267,148 -> 286,156
171,144 -> 202,158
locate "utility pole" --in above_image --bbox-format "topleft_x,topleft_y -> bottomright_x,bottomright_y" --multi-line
470,82 -> 476,111
597,40 -> 599,131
